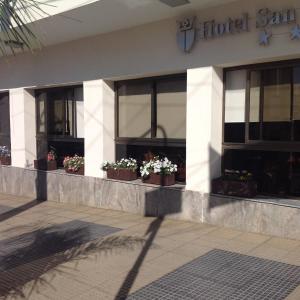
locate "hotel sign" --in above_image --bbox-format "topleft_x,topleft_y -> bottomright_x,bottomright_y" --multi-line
177,8 -> 299,52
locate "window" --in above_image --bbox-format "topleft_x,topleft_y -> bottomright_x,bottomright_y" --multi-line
223,60 -> 300,196
293,67 -> 300,141
0,93 -> 10,136
156,78 -> 186,139
0,92 -> 10,148
263,68 -> 291,141
224,70 -> 246,143
116,74 -> 186,140
223,66 -> 297,144
116,74 -> 186,182
249,71 -> 261,140
36,86 -> 83,138
35,86 -> 84,165
118,81 -> 152,138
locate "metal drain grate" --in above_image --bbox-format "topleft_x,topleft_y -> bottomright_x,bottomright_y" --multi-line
128,249 -> 300,300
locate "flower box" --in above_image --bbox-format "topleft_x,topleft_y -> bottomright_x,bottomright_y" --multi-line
142,173 -> 175,186
212,177 -> 257,198
107,168 -> 137,181
63,155 -> 84,175
34,159 -> 57,171
65,166 -> 84,175
176,166 -> 186,182
0,156 -> 11,165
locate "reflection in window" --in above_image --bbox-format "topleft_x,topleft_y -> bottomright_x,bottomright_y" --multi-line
0,92 -> 10,148
36,86 -> 83,138
293,68 -> 300,140
224,70 -> 246,143
263,68 -> 291,141
0,93 -> 10,136
48,95 -> 65,135
48,90 -> 74,136
249,71 -> 261,140
118,82 -> 152,138
156,78 -> 186,139
37,93 -> 46,133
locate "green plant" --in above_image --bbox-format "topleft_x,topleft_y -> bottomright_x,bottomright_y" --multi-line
140,156 -> 177,177
63,155 -> 84,172
224,169 -> 253,181
0,145 -> 10,157
102,158 -> 138,172
47,150 -> 56,162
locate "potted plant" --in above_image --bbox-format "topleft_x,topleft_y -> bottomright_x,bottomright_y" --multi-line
63,155 -> 84,175
140,156 -> 177,186
0,146 -> 11,165
102,158 -> 138,181
34,150 -> 57,171
212,169 -> 257,198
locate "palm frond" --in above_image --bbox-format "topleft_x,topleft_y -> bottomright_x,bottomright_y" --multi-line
0,0 -> 49,56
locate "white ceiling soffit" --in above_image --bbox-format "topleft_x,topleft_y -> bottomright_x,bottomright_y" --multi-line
28,0 -> 237,47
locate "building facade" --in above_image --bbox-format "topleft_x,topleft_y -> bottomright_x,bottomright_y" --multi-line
1,0 -> 300,238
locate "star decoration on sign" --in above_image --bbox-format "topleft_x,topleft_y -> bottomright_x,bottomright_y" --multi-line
259,30 -> 272,46
291,24 -> 300,40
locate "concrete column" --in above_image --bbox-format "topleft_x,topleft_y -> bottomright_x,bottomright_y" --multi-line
84,79 -> 115,178
9,88 -> 36,168
186,66 -> 223,193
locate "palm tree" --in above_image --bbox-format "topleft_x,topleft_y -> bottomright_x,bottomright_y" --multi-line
0,0 -> 47,56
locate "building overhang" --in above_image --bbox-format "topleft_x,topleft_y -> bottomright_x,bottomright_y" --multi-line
26,0 -> 237,47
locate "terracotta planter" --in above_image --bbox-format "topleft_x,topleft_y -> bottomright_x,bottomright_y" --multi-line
106,168 -> 137,181
142,173 -> 175,186
176,166 -> 186,182
0,156 -> 11,165
212,177 -> 257,198
65,166 -> 84,175
34,159 -> 57,171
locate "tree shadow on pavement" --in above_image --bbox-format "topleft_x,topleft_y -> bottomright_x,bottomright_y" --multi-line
0,199 -> 43,223
115,187 -> 182,299
0,221 -> 146,299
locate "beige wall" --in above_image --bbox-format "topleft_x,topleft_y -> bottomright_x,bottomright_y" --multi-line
186,66 -> 223,193
84,79 -> 115,178
9,88 -> 36,168
0,0 -> 300,89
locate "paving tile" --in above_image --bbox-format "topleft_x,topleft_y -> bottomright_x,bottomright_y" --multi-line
281,252 -> 300,267
233,231 -> 271,245
145,252 -> 193,274
74,287 -> 114,300
248,244 -> 290,262
0,204 -> 12,214
151,236 -> 187,251
217,239 -> 259,255
204,227 -> 243,240
91,216 -> 123,226
263,237 -> 300,251
170,243 -> 213,259
286,285 -> 300,300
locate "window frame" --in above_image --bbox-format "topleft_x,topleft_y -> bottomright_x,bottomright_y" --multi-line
223,59 -> 300,153
115,74 -> 187,148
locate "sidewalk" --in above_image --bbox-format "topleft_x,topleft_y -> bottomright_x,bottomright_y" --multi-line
0,193 -> 299,300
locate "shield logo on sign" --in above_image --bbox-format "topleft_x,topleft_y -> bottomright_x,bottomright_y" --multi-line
177,17 -> 196,53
